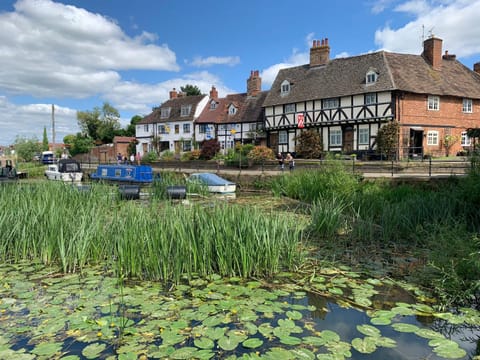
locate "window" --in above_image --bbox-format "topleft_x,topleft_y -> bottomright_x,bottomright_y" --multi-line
323,98 -> 339,109
198,124 -> 208,134
461,131 -> 471,146
428,96 -> 440,111
182,141 -> 192,152
279,130 -> 288,144
427,130 -> 439,145
183,123 -> 190,133
330,129 -> 342,146
463,98 -> 473,113
365,93 -> 376,105
143,124 -> 149,132
280,80 -> 290,96
181,105 -> 191,116
158,125 -> 167,134
160,107 -> 170,118
284,103 -> 295,113
174,125 -> 180,134
358,128 -> 369,144
366,70 -> 377,84
210,100 -> 217,110
228,105 -> 237,115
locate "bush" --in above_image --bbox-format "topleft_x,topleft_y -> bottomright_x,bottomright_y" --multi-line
160,150 -> 175,161
247,146 -> 275,164
295,130 -> 322,159
200,139 -> 220,160
142,151 -> 158,163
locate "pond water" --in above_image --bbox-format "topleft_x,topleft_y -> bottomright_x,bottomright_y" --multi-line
0,262 -> 478,359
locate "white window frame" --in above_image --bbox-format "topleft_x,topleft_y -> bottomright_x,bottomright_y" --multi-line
158,125 -> 166,134
183,123 -> 190,134
461,131 -> 471,146
281,80 -> 290,96
358,128 -> 369,145
210,100 -> 217,110
160,107 -> 170,118
427,130 -> 439,145
323,98 -> 339,109
428,96 -> 440,111
182,141 -> 192,152
279,130 -> 288,144
174,124 -> 180,134
198,124 -> 208,134
463,98 -> 473,113
365,93 -> 376,105
330,129 -> 342,146
180,105 -> 191,117
228,105 -> 237,115
366,70 -> 377,84
284,103 -> 295,113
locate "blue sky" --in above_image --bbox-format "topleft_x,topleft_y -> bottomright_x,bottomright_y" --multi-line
1,0 -> 480,146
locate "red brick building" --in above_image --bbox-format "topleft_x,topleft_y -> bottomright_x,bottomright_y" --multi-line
263,36 -> 480,159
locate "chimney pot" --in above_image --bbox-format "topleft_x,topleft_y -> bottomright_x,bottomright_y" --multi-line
423,36 -> 443,70
310,36 -> 330,67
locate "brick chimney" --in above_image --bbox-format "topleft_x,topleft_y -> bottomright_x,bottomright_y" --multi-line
442,50 -> 456,61
474,62 -> 480,75
209,86 -> 218,100
310,38 -> 330,67
247,70 -> 261,97
169,88 -> 177,99
422,36 -> 443,70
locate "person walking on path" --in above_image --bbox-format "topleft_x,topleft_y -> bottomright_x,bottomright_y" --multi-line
286,153 -> 295,171
277,152 -> 285,171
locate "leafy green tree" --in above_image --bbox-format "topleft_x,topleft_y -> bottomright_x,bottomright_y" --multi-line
295,129 -> 323,158
124,115 -> 143,137
14,136 -> 42,162
42,126 -> 49,151
69,133 -> 94,156
181,84 -> 202,96
376,121 -> 399,160
77,102 -> 120,143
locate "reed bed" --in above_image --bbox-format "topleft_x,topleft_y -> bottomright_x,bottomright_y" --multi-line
0,182 -> 305,283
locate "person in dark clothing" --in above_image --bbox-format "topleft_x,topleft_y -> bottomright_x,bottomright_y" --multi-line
277,152 -> 285,171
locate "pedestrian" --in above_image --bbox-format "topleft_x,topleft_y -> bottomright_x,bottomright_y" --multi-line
277,152 -> 285,171
136,152 -> 141,165
117,153 -> 122,164
286,153 -> 295,171
130,153 -> 135,164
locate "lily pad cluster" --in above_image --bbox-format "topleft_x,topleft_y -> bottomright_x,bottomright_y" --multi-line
0,263 -> 478,359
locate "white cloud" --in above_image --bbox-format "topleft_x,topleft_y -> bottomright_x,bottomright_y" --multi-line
261,48 -> 310,88
370,0 -> 397,14
375,0 -> 480,57
0,98 -> 78,145
189,56 -> 241,67
0,0 -> 179,98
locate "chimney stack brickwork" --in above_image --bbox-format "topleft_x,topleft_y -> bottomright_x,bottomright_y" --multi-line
310,38 -> 330,67
209,86 -> 218,99
474,62 -> 480,75
422,36 -> 443,70
247,70 -> 261,97
169,88 -> 177,99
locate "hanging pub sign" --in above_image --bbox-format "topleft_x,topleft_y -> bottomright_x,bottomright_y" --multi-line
297,113 -> 305,128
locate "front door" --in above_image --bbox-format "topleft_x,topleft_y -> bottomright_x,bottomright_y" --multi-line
269,132 -> 279,152
409,129 -> 424,157
343,127 -> 354,153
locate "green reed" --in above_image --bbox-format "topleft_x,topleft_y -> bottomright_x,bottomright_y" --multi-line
0,182 -> 304,282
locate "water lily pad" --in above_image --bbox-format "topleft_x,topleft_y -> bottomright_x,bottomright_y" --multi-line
218,335 -> 240,351
391,323 -> 420,333
170,346 -> 198,359
31,342 -> 63,357
82,343 -> 107,359
242,338 -> 263,349
194,337 -> 214,349
286,310 -> 302,320
279,335 -> 302,345
356,324 -> 381,338
351,337 -> 377,353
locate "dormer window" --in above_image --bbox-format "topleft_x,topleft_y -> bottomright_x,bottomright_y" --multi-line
366,70 -> 378,84
281,80 -> 291,96
181,105 -> 192,116
228,104 -> 237,115
210,100 -> 217,110
160,107 -> 171,118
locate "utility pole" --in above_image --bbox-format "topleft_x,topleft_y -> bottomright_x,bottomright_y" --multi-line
52,104 -> 55,150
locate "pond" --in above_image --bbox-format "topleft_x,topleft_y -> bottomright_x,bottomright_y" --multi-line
0,261 -> 478,359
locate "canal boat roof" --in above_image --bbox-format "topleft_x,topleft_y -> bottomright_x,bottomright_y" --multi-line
90,164 -> 154,183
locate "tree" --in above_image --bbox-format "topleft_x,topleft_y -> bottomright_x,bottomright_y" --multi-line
181,84 -> 202,96
443,134 -> 459,157
69,133 -> 94,156
42,126 -> 49,151
14,136 -> 42,162
376,121 -> 399,160
200,139 -> 220,160
295,129 -> 323,158
77,102 -> 121,143
124,115 -> 143,137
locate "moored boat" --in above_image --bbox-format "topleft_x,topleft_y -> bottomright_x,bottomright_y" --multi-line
45,159 -> 83,182
89,164 -> 154,184
188,172 -> 236,194
0,156 -> 19,183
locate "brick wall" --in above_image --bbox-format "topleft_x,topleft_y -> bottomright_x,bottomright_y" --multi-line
398,93 -> 480,156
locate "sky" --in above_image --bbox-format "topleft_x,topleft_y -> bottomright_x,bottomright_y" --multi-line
1,0 -> 480,146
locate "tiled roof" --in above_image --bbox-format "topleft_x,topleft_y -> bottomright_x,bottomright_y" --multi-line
139,95 -> 207,124
263,51 -> 480,106
197,91 -> 268,124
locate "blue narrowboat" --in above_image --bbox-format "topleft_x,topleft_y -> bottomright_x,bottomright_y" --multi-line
89,164 -> 154,184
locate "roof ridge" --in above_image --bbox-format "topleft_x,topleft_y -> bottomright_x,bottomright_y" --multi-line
382,51 -> 397,90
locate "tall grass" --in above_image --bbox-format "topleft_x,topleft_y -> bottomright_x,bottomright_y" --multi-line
0,182 -> 305,283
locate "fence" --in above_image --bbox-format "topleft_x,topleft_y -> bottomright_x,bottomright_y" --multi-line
79,156 -> 473,179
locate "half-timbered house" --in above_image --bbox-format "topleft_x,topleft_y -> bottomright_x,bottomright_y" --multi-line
263,37 -> 480,158
195,71 -> 267,153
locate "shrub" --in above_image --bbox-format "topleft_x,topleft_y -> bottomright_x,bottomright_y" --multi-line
160,150 -> 175,161
200,139 -> 220,160
142,151 -> 158,163
247,146 -> 275,163
295,129 -> 322,158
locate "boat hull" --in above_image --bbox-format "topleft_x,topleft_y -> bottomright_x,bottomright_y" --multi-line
90,164 -> 154,184
188,172 -> 236,194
